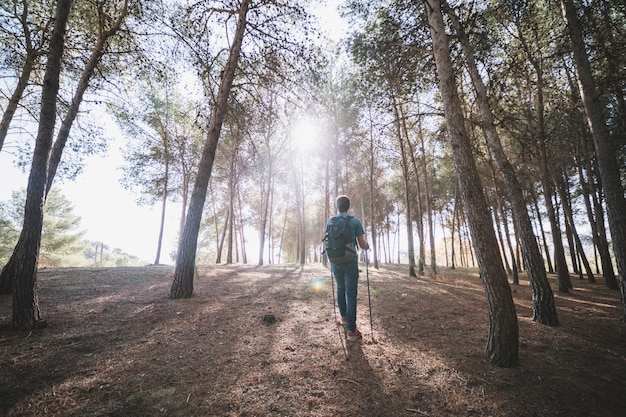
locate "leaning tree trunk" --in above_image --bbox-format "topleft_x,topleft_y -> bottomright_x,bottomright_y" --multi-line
425,0 -> 518,367
576,153 -> 617,288
0,49 -> 38,152
170,0 -> 249,298
561,0 -> 626,319
1,0 -> 129,294
536,73 -> 571,292
556,174 -> 595,283
0,0 -> 72,329
445,5 -> 558,326
45,0 -> 129,195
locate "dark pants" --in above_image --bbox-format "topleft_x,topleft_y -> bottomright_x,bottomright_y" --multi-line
331,261 -> 359,332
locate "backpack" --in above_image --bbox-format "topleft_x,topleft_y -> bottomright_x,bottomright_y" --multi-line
324,215 -> 356,264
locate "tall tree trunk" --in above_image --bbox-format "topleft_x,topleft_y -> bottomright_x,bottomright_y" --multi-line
154,154 -> 169,265
170,0 -> 249,298
322,158 -> 330,267
1,0 -> 129,294
367,106 -> 379,269
425,0 -> 518,366
258,108 -> 274,266
440,210 -> 449,268
536,75 -> 571,292
503,206 -> 520,285
556,174 -> 595,283
576,153 -> 618,288
291,148 -> 306,265
393,97 -> 417,277
46,0 -> 130,195
0,1 -> 46,151
226,152 -> 236,265
402,108 -> 425,274
0,0 -> 72,329
558,184 -> 579,275
451,184 -> 458,269
237,185 -> 247,264
216,210 -> 229,264
0,49 -> 38,152
529,187 -> 553,273
561,0 -> 626,319
417,111 -> 437,274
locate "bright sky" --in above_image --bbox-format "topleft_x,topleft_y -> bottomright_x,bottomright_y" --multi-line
0,119 -> 180,264
0,2 -> 348,265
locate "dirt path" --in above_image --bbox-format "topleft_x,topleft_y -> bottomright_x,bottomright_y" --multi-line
1,264 -> 625,416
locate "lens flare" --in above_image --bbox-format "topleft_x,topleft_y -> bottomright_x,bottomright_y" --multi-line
310,277 -> 325,292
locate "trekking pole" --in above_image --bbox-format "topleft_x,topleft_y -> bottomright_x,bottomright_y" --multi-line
365,250 -> 374,342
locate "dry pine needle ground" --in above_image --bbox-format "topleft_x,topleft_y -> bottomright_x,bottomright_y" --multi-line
1,264 -> 625,416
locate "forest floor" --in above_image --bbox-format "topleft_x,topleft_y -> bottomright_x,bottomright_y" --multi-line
1,263 -> 625,417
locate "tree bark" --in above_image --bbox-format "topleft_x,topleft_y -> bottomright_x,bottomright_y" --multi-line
393,97 -> 417,277
0,0 -> 46,151
170,0 -> 249,298
46,0 -> 130,195
445,4 -> 558,325
258,119 -> 273,266
1,0 -> 72,329
561,0 -> 626,319
402,110 -> 425,275
576,152 -> 618,288
556,174 -> 595,283
0,49 -> 38,152
367,106 -> 379,269
425,0 -> 518,366
417,114 -> 437,274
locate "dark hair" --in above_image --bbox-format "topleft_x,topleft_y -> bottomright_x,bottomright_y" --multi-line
336,195 -> 350,213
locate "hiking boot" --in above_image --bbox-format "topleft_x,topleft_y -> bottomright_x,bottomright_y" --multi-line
346,329 -> 362,341
339,317 -> 347,326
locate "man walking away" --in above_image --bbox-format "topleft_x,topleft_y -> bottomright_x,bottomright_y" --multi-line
325,195 -> 369,341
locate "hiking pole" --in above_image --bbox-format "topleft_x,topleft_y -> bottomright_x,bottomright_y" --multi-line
365,250 -> 374,342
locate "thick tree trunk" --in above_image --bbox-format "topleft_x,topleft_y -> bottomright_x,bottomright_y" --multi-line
170,0 -> 249,298
1,0 -> 72,329
561,0 -> 626,319
425,0 -> 518,366
445,5 -> 558,325
1,0 -> 128,293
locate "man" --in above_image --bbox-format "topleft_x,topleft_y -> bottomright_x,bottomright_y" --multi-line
326,195 -> 369,341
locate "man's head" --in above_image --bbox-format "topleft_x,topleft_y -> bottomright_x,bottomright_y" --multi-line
336,195 -> 350,213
